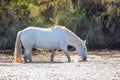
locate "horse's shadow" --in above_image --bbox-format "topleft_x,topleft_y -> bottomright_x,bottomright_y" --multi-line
23,61 -> 66,64
22,60 -> 88,64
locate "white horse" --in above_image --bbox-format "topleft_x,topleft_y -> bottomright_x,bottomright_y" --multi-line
14,26 -> 87,63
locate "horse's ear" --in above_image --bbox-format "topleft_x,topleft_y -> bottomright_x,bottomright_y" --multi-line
84,40 -> 86,44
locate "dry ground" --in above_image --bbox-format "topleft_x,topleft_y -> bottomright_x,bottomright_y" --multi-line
0,50 -> 120,80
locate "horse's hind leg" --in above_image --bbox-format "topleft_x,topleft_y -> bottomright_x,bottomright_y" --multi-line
50,49 -> 57,62
23,55 -> 28,63
28,51 -> 32,63
24,48 -> 32,63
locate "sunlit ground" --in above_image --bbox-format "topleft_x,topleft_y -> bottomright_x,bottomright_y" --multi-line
0,50 -> 120,80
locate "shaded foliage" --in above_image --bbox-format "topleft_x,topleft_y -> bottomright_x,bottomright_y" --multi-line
0,0 -> 120,51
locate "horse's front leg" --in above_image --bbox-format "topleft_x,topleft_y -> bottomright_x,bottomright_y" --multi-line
60,44 -> 71,62
50,49 -> 57,62
64,51 -> 71,62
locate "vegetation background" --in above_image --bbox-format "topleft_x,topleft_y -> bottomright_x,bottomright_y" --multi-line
0,0 -> 120,52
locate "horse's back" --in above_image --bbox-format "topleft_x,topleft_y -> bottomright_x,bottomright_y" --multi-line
20,26 -> 67,49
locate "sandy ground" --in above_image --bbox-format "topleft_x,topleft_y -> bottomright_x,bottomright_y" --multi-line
0,50 -> 120,80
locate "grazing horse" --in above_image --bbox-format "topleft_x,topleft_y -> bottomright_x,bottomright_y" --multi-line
14,26 -> 87,63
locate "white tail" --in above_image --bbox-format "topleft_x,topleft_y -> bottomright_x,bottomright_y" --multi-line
14,31 -> 22,63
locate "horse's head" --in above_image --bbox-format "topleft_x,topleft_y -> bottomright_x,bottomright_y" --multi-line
77,40 -> 87,61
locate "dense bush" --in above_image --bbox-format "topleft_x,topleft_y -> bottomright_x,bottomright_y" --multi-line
0,0 -> 120,51
80,0 -> 120,49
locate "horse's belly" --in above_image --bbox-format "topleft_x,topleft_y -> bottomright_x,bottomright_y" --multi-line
35,44 -> 59,49
35,40 -> 59,49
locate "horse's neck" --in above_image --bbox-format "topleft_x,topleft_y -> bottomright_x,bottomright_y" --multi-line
56,26 -> 82,47
67,34 -> 82,47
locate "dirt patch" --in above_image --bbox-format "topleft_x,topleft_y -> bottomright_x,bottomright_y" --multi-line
0,50 -> 120,80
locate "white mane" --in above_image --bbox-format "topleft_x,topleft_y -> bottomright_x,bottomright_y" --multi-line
54,26 -> 82,43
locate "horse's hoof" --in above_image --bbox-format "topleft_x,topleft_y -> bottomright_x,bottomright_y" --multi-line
82,59 -> 87,61
29,61 -> 33,63
29,60 -> 33,63
50,60 -> 54,63
78,60 -> 88,62
67,60 -> 71,63
82,57 -> 87,61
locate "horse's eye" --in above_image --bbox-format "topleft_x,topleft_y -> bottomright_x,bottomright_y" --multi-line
84,47 -> 87,50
